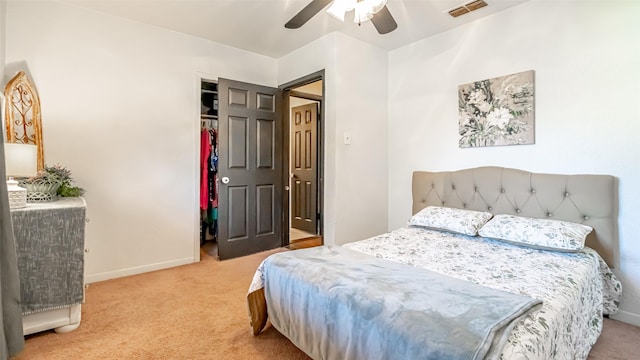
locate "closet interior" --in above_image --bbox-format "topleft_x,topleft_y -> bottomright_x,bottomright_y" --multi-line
200,80 -> 219,257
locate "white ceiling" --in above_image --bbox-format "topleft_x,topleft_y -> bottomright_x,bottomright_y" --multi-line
64,0 -> 530,58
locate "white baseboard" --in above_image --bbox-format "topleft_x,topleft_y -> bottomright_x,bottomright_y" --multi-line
610,310 -> 640,327
85,257 -> 195,284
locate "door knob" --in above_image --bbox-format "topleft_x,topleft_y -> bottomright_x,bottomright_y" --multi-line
221,176 -> 230,184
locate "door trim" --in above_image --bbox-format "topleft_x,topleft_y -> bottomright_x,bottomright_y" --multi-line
279,70 -> 325,247
288,90 -> 322,102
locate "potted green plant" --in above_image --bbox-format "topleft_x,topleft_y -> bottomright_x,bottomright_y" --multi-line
18,164 -> 85,202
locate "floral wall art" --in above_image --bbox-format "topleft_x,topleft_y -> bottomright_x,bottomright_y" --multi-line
458,70 -> 534,148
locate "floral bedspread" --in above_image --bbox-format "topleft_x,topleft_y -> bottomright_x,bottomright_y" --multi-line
342,226 -> 622,360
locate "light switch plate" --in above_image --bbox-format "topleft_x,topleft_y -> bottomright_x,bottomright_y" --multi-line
344,132 -> 351,145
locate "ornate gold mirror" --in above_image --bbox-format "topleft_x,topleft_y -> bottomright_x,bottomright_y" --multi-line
3,71 -> 45,171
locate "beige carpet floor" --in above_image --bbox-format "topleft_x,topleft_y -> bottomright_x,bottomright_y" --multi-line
12,247 -> 640,359
13,248 -> 310,360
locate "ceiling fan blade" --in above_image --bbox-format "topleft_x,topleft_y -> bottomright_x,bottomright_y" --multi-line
285,0 -> 334,29
371,5 -> 397,34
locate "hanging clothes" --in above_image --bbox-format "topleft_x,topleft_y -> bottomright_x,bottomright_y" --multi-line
200,129 -> 211,210
209,129 -> 218,209
201,126 -> 219,242
208,129 -> 219,237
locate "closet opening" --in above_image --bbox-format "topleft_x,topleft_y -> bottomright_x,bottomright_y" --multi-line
200,79 -> 219,259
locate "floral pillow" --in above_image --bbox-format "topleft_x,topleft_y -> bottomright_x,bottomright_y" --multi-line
408,206 -> 493,236
478,214 -> 592,252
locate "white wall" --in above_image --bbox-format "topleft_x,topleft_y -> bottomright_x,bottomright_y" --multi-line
5,1 -> 278,282
0,0 -> 5,145
5,0 -> 389,284
333,34 -> 389,244
0,0 -> 6,83
388,0 -> 640,326
278,33 -> 389,246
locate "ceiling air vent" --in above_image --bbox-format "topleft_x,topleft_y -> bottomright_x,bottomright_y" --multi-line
448,0 -> 488,18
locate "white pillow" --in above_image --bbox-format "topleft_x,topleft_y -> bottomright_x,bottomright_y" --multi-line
478,214 -> 592,252
408,206 -> 493,236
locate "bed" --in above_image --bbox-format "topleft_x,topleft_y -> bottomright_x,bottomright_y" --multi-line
247,166 -> 622,359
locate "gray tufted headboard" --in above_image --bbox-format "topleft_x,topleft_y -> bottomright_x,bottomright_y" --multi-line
412,166 -> 618,267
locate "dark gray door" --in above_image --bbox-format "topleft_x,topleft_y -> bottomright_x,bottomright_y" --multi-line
217,78 -> 282,260
291,103 -> 318,235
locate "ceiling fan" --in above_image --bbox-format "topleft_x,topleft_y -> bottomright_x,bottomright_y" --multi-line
285,0 -> 398,35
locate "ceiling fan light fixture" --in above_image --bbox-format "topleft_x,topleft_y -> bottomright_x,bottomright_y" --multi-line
353,2 -> 375,24
327,0 -> 356,21
286,0 -> 396,34
328,0 -> 387,24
